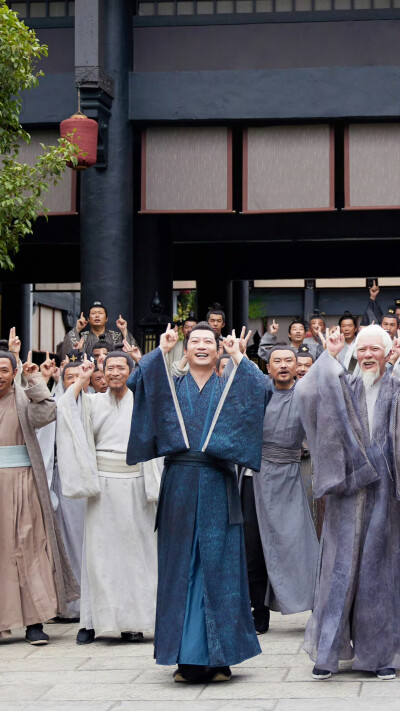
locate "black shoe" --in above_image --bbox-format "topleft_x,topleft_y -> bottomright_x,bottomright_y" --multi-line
377,667 -> 396,680
121,632 -> 144,642
53,616 -> 80,624
208,666 -> 232,682
312,666 -> 332,680
254,617 -> 269,635
173,664 -> 209,683
25,623 -> 49,645
76,628 -> 95,645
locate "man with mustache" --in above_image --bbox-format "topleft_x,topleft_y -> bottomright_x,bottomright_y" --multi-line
242,346 -> 319,635
296,324 -> 400,680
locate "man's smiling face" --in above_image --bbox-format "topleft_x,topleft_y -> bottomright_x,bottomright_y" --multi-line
185,330 -> 218,368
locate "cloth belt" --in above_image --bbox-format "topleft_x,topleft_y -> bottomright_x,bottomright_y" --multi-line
262,445 -> 301,463
164,450 -> 243,525
0,444 -> 31,469
96,451 -> 141,478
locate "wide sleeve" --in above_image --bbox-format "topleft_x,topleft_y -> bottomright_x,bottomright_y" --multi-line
360,297 -> 383,327
24,375 -> 57,429
258,333 -> 277,362
203,357 -> 269,472
294,350 -> 379,497
126,347 -> 189,465
56,388 -> 100,499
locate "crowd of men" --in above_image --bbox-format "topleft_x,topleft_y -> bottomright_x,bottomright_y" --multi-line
2,282 -> 400,684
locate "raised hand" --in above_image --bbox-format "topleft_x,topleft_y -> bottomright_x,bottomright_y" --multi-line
8,327 -> 21,359
40,351 -> 57,383
239,326 -> 252,354
96,352 -> 106,372
73,354 -> 94,399
324,327 -> 345,357
122,338 -> 142,363
269,319 -> 279,336
369,280 -> 379,301
116,314 -> 128,337
222,330 -> 243,365
160,323 -> 179,354
74,337 -> 84,350
76,312 -> 88,332
22,351 -> 39,377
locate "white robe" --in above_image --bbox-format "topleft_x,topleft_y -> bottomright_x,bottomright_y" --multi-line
57,388 -> 159,637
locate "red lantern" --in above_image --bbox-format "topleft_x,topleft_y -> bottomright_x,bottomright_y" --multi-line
60,112 -> 98,170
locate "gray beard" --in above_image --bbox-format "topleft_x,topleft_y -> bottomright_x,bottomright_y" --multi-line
360,368 -> 380,389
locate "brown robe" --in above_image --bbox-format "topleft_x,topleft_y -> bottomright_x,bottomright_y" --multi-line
0,377 -> 79,633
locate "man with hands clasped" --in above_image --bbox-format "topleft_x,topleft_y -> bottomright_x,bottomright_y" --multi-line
126,322 -> 267,683
295,324 -> 400,681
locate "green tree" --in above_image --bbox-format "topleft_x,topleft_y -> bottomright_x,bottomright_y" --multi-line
0,0 -> 79,270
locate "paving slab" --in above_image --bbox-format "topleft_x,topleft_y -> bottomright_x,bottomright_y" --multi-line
275,700 -> 400,711
41,682 -> 206,701
1,610 -> 395,709
0,705 -> 113,711
0,669 -> 140,685
133,667 -> 287,684
198,681 -> 362,699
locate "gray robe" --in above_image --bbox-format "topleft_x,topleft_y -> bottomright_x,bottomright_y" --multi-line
14,380 -> 80,615
295,351 -> 400,673
252,385 -> 319,614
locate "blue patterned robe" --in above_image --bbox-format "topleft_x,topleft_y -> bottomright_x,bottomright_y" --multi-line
127,348 -> 267,666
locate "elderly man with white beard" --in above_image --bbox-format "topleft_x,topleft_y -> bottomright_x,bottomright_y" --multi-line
295,324 -> 400,681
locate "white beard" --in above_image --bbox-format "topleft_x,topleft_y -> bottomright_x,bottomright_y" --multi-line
360,367 -> 380,389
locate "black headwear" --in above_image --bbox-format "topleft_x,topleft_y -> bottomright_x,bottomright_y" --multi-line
66,350 -> 84,363
87,300 -> 108,317
296,345 -> 315,362
91,341 -> 112,353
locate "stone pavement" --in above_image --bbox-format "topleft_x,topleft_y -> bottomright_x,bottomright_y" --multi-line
1,611 -> 399,711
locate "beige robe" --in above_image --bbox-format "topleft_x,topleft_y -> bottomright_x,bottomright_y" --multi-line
0,379 -> 79,634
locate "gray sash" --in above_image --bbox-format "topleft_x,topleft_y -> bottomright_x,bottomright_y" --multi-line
262,445 -> 301,463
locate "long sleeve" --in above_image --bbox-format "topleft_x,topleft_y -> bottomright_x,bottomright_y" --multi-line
295,351 -> 379,497
126,347 -> 189,465
258,333 -> 278,362
25,375 -> 57,430
56,387 -> 100,498
361,297 -> 383,327
203,357 -> 269,472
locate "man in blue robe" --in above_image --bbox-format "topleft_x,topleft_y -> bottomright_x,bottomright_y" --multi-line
126,322 -> 267,683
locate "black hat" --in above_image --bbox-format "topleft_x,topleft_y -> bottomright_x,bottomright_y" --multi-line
297,345 -> 315,361
395,299 -> 400,308
91,341 -> 112,353
67,350 -> 84,362
88,301 -> 108,316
